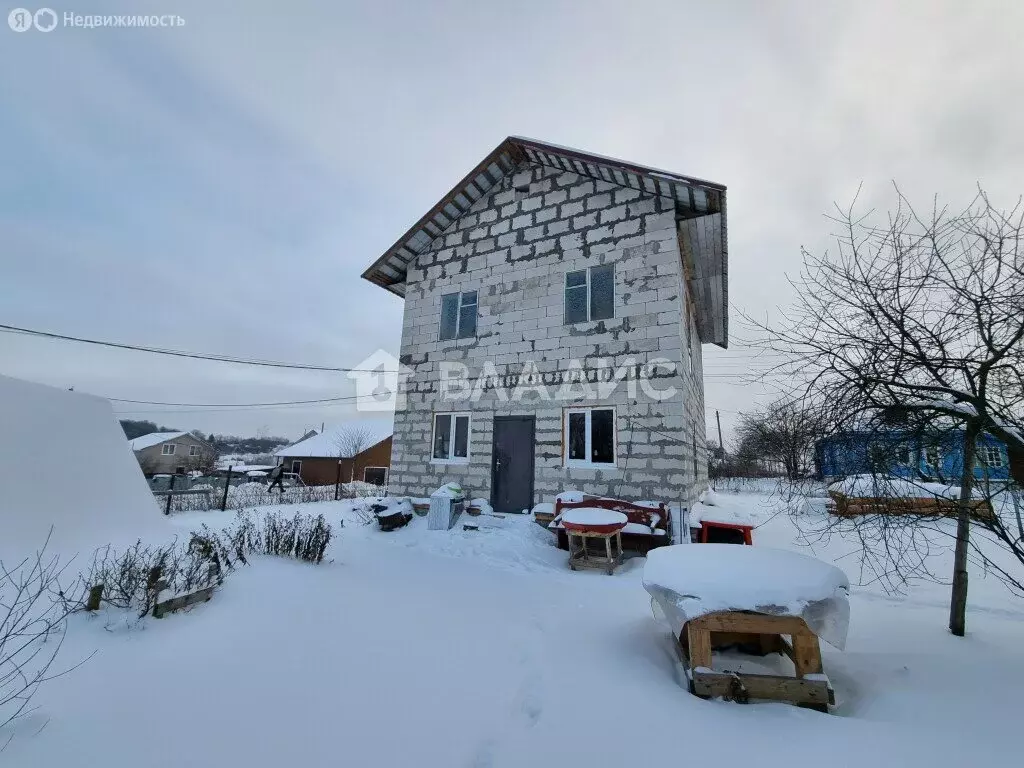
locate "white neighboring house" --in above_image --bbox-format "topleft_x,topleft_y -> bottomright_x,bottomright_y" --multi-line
129,431 -> 216,476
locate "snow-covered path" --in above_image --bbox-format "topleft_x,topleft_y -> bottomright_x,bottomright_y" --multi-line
5,497 -> 1024,767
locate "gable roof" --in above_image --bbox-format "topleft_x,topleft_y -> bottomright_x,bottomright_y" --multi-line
361,135 -> 729,347
128,431 -> 190,451
275,426 -> 389,459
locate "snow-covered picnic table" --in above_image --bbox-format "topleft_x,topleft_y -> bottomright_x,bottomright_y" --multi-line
643,544 -> 851,649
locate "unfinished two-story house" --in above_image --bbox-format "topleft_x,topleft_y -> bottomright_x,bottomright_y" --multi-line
362,137 -> 727,516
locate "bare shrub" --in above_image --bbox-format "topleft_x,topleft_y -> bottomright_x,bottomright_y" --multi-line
1,536 -> 84,733
79,537 -> 225,617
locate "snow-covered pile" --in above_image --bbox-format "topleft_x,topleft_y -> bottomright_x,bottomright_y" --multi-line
691,492 -> 771,528
531,502 -> 554,517
468,497 -> 493,515
829,474 -> 971,500
431,481 -> 464,498
343,480 -> 385,498
227,482 -> 273,508
0,375 -> 166,562
643,544 -> 851,649
700,489 -> 723,506
555,489 -> 586,503
559,507 -> 628,527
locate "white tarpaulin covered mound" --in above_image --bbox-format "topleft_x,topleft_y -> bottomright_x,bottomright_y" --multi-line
643,544 -> 851,649
0,374 -> 167,563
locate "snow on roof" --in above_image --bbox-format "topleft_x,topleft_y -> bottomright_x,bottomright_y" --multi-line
275,426 -> 386,458
129,430 -> 189,451
828,474 -> 982,500
643,544 -> 851,649
0,374 -> 167,561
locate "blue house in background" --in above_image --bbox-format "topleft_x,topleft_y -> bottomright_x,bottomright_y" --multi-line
816,430 -> 1014,483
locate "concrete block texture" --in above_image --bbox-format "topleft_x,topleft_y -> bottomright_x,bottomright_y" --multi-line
386,160 -> 709,512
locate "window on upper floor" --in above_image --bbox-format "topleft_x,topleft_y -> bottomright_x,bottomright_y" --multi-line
161,444 -> 176,456
188,445 -> 200,457
564,265 -> 614,324
439,291 -> 477,341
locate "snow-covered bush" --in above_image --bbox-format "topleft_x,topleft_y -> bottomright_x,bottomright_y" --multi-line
252,513 -> 332,564
79,536 -> 225,617
78,512 -> 336,616
342,481 -> 385,498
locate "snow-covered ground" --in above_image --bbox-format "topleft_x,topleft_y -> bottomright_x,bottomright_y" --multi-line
5,492 -> 1023,767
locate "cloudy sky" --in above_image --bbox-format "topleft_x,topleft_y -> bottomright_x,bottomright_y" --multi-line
2,0 -> 1022,442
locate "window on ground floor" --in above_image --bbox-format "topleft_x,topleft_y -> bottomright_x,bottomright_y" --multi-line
432,413 -> 471,463
564,407 -> 615,467
363,466 -> 388,486
290,460 -> 302,475
188,445 -> 200,456
894,444 -> 913,467
977,444 -> 1005,469
161,443 -> 176,456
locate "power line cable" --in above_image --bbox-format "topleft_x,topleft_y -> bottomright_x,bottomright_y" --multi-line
108,394 -> 367,408
0,323 -> 395,373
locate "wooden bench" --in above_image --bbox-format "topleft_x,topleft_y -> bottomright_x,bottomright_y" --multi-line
551,498 -> 671,554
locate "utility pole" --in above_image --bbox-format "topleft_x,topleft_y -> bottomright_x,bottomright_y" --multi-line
715,410 -> 724,452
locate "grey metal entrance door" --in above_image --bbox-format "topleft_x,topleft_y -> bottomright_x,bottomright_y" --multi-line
491,416 -> 535,514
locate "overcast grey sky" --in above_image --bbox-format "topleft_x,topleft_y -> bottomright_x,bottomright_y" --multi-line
2,0 -> 1022,442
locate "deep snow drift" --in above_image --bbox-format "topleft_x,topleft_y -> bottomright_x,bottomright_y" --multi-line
0,374 -> 166,562
3,491 -> 1023,767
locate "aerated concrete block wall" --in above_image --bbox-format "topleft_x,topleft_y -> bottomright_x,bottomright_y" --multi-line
388,160 -> 708,509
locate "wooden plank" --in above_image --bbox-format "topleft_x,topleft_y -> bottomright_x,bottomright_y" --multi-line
791,633 -> 823,677
686,624 -> 713,669
692,670 -> 831,706
690,611 -> 813,636
153,585 -> 215,619
829,493 -> 994,521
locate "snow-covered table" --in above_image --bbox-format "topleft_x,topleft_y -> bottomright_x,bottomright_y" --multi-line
643,545 -> 850,711
561,508 -> 628,575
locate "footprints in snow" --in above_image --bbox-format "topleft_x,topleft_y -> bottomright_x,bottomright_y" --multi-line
466,618 -> 546,767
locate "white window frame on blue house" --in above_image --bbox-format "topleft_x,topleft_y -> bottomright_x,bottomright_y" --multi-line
977,444 -> 1005,469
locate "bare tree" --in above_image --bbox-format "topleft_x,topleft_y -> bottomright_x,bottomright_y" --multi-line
735,399 -> 824,481
753,186 -> 1024,635
333,426 -> 375,482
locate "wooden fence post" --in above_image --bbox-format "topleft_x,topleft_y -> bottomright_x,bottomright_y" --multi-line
221,465 -> 233,511
334,460 -> 342,501
85,584 -> 104,611
164,474 -> 176,515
